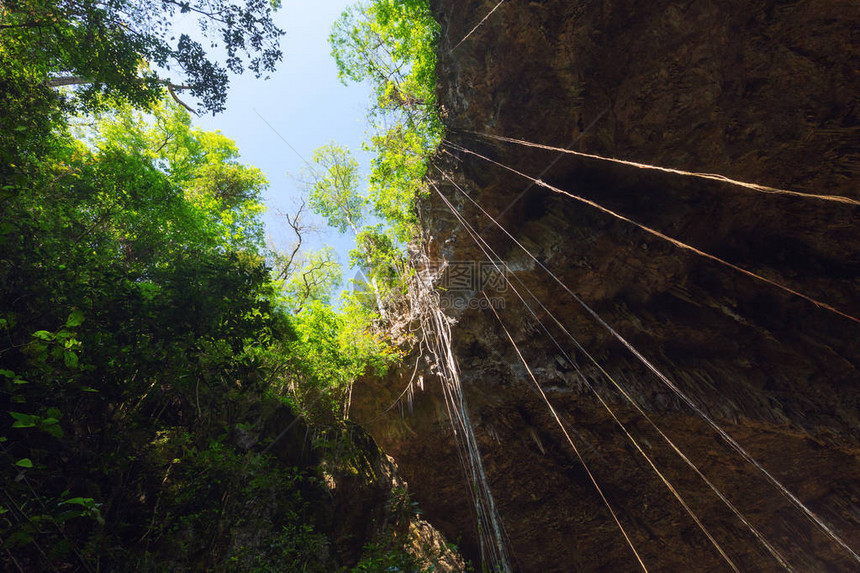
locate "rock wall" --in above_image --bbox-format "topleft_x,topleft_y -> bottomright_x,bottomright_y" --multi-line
354,1 -> 860,571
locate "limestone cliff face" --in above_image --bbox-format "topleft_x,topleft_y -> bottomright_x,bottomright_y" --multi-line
354,1 -> 860,571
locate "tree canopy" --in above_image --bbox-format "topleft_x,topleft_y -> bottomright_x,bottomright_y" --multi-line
0,7 -> 404,569
331,0 -> 438,121
329,0 -> 443,242
1,0 -> 284,113
307,142 -> 365,235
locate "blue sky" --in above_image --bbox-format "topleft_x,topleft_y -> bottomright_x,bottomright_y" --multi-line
192,0 -> 374,282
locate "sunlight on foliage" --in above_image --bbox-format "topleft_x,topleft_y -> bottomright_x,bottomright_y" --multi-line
0,0 -> 284,113
330,0 -> 443,241
308,142 -> 365,234
89,101 -> 269,251
289,298 -> 399,420
283,247 -> 344,310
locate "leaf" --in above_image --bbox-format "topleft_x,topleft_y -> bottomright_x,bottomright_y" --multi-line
15,458 -> 33,468
43,424 -> 64,438
10,412 -> 38,428
55,509 -> 85,523
64,351 -> 79,369
0,369 -> 15,378
39,415 -> 63,438
30,342 -> 48,357
66,310 -> 85,327
6,530 -> 33,547
32,330 -> 53,340
62,497 -> 94,507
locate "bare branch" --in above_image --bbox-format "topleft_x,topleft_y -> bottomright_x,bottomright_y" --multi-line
45,76 -> 89,87
166,82 -> 198,116
274,200 -> 308,281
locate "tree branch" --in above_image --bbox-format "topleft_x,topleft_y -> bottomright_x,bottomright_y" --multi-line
166,82 -> 197,116
45,76 -> 89,87
275,201 -> 307,281
45,76 -> 199,115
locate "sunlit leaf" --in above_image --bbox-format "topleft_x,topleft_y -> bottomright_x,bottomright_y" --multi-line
65,310 -> 85,327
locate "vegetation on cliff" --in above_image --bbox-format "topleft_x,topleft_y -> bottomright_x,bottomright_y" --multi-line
330,0 -> 443,241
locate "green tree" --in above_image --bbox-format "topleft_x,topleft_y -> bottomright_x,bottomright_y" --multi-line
0,4 -> 413,568
330,0 -> 438,122
307,143 -> 365,234
283,247 -> 343,311
351,224 -> 405,290
88,100 -> 269,251
366,121 -> 440,239
304,142 -> 409,319
288,298 -> 397,421
0,0 -> 284,114
0,90 -> 301,569
329,0 -> 442,241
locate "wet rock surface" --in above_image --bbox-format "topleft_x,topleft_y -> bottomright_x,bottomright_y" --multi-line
355,1 -> 860,571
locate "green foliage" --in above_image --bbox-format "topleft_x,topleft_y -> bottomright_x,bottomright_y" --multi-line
250,518 -> 330,573
0,0 -> 284,113
367,119 -> 442,240
87,100 -> 269,251
331,0 -> 439,118
0,86 -> 304,569
330,0 -> 443,241
0,5 -> 424,569
307,143 -> 365,234
351,225 -> 407,292
283,247 -> 344,310
0,54 -> 68,182
288,299 -> 398,421
134,435 -> 332,571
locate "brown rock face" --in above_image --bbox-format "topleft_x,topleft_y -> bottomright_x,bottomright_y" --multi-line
354,1 -> 860,571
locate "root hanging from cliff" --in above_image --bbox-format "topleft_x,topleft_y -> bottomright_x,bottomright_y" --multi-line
450,0 -> 507,52
434,174 -> 796,569
433,178 -> 758,572
462,131 -> 860,207
436,161 -> 860,566
408,246 -> 514,572
443,141 -> 860,327
433,168 -> 800,562
483,291 -> 651,572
